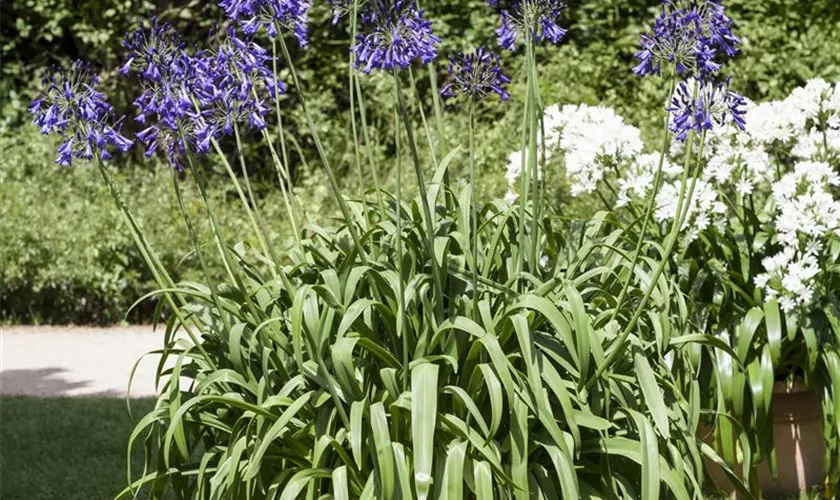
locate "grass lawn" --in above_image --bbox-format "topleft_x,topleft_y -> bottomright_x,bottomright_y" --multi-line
0,397 -> 160,500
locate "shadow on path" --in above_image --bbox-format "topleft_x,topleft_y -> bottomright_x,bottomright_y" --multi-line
0,368 -> 121,397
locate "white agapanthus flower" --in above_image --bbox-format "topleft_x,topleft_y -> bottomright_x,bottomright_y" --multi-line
704,103 -> 774,195
616,153 -> 679,207
745,99 -> 805,144
504,103 -> 644,199
787,78 -> 833,120
655,179 -> 727,243
772,161 -> 840,245
754,159 -> 840,312
755,246 -> 821,312
553,104 -> 644,196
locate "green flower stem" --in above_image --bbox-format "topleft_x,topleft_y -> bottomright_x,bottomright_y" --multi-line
348,1 -> 371,236
515,48 -> 534,287
608,77 -> 677,322
673,131 -> 708,245
348,2 -> 385,222
408,66 -> 439,169
585,126 -> 700,391
232,123 -> 279,266
94,158 -> 213,367
270,38 -> 292,181
526,38 -> 543,269
171,170 -> 232,333
246,83 -> 300,246
276,34 -> 367,263
178,130 -> 252,302
414,0 -> 446,178
259,128 -> 301,246
394,105 -> 409,390
468,99 -> 479,319
211,133 -> 276,271
393,71 -> 445,323
353,75 -> 386,221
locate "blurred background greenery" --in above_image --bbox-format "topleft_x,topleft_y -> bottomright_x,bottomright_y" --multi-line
2,0 -> 838,324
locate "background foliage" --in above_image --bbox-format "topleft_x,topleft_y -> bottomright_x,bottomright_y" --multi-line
2,0 -> 839,324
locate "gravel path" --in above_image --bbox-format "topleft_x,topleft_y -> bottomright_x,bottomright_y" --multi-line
1,326 -> 169,398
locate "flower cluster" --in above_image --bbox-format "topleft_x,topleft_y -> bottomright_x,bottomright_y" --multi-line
219,0 -> 311,46
634,0 -> 739,79
702,114 -> 772,196
771,161 -> 840,244
30,61 -> 132,166
121,20 -> 285,168
193,30 -> 283,148
487,0 -> 567,51
353,0 -> 440,73
616,153 -> 680,206
749,79 -> 840,157
701,79 -> 840,200
655,178 -> 726,243
503,104 -> 644,200
441,47 -> 510,101
121,19 -> 200,168
754,246 -> 820,313
668,79 -> 746,141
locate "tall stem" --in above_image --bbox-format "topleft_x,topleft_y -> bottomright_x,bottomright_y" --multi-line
394,105 -> 408,390
526,39 -> 541,270
393,71 -> 444,322
232,123 -> 279,269
586,127 -> 702,390
276,34 -> 367,262
468,99 -> 479,319
171,170 -> 232,333
609,78 -> 677,321
260,128 -> 301,246
270,39 -> 291,179
515,36 -> 535,285
348,0 -> 371,234
407,67 -> 438,169
210,135 -> 274,270
353,75 -> 386,222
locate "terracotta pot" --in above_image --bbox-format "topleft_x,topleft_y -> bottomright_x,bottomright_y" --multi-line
702,381 -> 825,499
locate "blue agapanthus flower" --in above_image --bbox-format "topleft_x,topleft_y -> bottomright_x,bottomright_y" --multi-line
121,19 -> 202,168
441,47 -> 510,101
192,29 -> 286,148
634,0 -> 740,79
30,61 -> 133,166
668,78 -> 746,140
219,0 -> 310,47
353,0 -> 440,73
327,0 -> 360,25
487,0 -> 568,52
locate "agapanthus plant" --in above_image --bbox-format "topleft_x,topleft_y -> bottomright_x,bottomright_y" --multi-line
487,0 -> 568,51
219,0 -> 310,46
634,0 -> 740,79
30,60 -> 133,166
440,47 -> 510,101
352,0 -> 440,73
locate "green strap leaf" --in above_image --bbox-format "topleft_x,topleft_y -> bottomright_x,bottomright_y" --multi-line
411,362 -> 439,500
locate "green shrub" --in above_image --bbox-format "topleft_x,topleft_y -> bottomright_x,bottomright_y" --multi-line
0,128 -> 299,324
